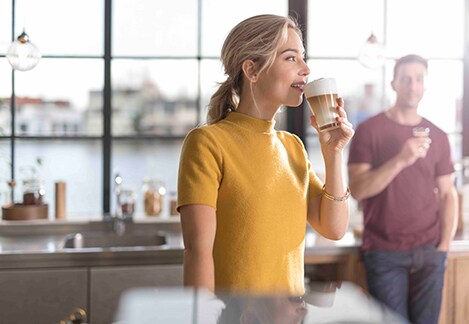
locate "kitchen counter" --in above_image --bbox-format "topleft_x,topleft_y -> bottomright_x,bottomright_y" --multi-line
1,219 -> 469,270
2,219 -> 469,324
0,219 -> 185,269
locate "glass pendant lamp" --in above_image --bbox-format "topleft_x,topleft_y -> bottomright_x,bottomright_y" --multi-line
6,29 -> 42,72
358,33 -> 385,69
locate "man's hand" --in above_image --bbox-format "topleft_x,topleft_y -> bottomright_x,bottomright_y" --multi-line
397,136 -> 432,167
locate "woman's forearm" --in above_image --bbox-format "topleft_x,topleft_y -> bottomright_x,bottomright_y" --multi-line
319,152 -> 349,239
317,196 -> 349,240
183,248 -> 215,292
180,205 -> 217,292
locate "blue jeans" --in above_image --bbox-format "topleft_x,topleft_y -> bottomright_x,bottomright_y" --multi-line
362,245 -> 447,324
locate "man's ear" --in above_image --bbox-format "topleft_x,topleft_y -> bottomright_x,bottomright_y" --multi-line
390,80 -> 396,91
241,60 -> 259,83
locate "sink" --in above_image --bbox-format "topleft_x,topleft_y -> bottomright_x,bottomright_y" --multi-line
62,232 -> 167,249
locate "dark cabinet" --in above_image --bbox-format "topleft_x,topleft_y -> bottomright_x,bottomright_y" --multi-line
90,264 -> 183,324
0,268 -> 88,324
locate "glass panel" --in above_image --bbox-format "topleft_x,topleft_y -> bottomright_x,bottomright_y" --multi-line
14,58 -> 103,136
15,0 -> 103,55
15,139 -> 102,219
0,59 -> 12,136
113,0 -> 197,57
449,133 -> 463,164
0,0 -> 12,55
308,0 -> 384,57
201,0 -> 288,57
112,139 -> 183,218
112,59 -> 198,136
200,59 -> 224,124
0,140 -> 11,207
386,0 -> 464,58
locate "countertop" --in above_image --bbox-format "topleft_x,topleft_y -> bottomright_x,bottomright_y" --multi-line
0,219 -> 185,269
1,219 -> 469,270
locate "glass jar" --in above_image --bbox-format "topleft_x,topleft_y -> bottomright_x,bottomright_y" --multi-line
169,191 -> 178,216
142,179 -> 166,216
23,178 -> 45,205
118,188 -> 136,219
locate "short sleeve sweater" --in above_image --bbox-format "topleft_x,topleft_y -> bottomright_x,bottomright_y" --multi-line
348,112 -> 455,251
178,112 -> 323,296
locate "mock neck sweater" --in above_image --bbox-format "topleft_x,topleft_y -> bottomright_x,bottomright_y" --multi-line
178,112 -> 323,295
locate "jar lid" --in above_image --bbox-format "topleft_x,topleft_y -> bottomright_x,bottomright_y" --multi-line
23,178 -> 44,185
143,178 -> 165,186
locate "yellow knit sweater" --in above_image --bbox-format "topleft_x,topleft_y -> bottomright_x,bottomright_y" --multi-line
178,112 -> 323,296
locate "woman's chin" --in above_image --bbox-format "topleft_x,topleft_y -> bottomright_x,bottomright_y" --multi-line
284,98 -> 304,108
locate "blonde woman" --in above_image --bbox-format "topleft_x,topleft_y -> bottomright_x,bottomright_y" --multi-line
177,14 -> 354,297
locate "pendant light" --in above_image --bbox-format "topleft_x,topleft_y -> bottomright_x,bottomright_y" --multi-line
358,33 -> 385,69
6,29 -> 41,72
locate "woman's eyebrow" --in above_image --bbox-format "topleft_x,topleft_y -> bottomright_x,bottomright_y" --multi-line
280,48 -> 305,56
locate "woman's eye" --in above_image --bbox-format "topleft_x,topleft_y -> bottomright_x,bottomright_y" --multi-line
286,56 -> 296,61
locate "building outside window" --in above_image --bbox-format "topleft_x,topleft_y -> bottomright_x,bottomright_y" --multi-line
0,0 -> 466,219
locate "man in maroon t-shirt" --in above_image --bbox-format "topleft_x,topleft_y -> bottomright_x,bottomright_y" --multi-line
348,54 -> 458,324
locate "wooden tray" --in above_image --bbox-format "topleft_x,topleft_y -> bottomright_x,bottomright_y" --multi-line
2,204 -> 48,221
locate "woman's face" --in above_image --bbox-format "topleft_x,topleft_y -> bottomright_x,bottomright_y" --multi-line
255,28 -> 310,108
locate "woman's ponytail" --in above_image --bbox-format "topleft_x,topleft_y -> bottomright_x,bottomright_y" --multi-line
206,77 -> 240,125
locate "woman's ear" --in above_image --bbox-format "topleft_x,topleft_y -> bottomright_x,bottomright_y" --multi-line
241,60 -> 259,83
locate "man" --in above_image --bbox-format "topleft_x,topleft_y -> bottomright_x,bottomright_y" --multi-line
348,54 -> 458,324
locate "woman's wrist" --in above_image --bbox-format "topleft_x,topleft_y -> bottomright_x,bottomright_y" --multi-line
322,185 -> 350,201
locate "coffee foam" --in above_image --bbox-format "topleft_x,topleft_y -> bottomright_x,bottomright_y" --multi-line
304,78 -> 337,97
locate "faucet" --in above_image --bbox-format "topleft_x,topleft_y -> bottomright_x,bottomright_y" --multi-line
103,172 -> 131,236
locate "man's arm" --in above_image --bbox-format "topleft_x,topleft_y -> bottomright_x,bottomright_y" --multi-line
436,174 -> 458,251
348,136 -> 431,200
179,204 -> 217,292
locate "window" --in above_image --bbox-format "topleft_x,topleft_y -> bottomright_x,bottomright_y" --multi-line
109,0 -> 287,217
0,0 -> 466,219
0,0 -> 289,219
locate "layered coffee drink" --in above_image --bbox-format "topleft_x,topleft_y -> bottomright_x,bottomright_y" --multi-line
412,127 -> 430,138
304,78 -> 339,132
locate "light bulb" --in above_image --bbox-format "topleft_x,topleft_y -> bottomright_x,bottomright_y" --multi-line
358,34 -> 385,69
6,30 -> 41,71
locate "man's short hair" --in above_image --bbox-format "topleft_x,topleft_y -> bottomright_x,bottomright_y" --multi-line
393,54 -> 428,80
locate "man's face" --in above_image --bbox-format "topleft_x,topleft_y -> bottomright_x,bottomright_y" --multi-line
391,62 -> 427,109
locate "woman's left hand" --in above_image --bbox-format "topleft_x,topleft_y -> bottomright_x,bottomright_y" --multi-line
310,97 -> 354,154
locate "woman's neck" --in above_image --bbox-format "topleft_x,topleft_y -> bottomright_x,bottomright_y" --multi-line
236,97 -> 279,121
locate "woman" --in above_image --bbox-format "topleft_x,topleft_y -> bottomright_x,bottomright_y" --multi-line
177,14 -> 353,297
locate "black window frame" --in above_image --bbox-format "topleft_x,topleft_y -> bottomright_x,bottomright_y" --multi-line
1,0 -> 468,216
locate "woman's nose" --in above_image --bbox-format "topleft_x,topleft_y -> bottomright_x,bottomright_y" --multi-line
301,62 -> 310,76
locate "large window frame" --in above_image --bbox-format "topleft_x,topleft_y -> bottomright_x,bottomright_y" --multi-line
1,0 -> 468,216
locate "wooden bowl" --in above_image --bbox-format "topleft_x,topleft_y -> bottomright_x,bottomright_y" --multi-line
2,204 -> 48,221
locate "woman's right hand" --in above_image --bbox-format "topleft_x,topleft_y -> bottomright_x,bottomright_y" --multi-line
310,97 -> 354,156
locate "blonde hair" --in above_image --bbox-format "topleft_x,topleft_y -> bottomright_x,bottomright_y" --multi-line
206,14 -> 303,125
